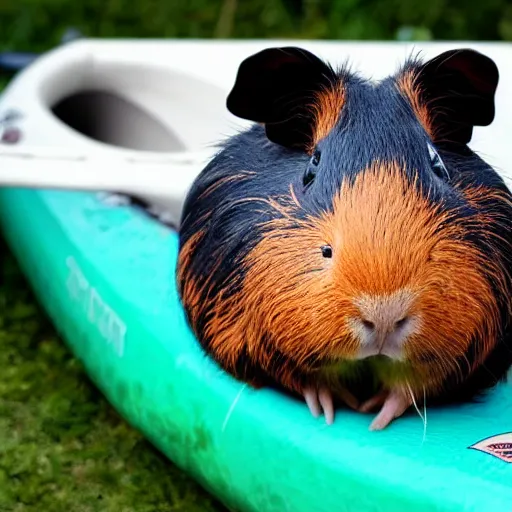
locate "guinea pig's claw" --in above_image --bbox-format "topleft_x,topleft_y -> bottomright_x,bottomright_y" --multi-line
303,386 -> 334,425
368,387 -> 412,431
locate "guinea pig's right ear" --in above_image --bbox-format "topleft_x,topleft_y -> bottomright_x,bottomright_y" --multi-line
226,47 -> 341,152
399,48 -> 499,146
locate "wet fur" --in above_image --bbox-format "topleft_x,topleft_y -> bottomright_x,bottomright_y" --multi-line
177,48 -> 512,408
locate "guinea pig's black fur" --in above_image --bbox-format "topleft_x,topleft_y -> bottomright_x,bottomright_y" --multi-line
177,46 -> 512,419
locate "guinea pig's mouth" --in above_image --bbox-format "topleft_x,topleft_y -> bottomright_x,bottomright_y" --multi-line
353,354 -> 405,370
324,353 -> 405,374
362,354 -> 393,363
355,344 -> 405,361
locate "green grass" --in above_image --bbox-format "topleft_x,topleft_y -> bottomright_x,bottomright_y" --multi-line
0,239 -> 226,512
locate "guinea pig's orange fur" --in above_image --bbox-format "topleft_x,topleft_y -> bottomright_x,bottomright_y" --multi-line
309,82 -> 345,152
177,230 -> 213,328
397,71 -> 437,141
181,161 -> 511,400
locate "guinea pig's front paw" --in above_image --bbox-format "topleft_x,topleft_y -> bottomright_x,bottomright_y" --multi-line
302,385 -> 359,425
359,387 -> 412,431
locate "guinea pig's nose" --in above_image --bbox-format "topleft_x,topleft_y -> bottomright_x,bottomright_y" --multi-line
353,291 -> 416,355
361,315 -> 410,337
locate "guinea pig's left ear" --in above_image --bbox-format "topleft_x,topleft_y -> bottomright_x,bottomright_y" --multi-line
226,46 -> 341,151
400,49 -> 499,145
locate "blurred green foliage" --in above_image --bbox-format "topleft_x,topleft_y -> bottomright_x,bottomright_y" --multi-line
0,0 -> 512,54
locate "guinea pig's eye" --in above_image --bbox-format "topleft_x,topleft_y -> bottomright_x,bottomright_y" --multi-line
428,143 -> 450,181
303,150 -> 321,188
311,149 -> 321,166
321,245 -> 332,258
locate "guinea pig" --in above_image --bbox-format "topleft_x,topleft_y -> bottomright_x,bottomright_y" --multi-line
176,46 -> 512,431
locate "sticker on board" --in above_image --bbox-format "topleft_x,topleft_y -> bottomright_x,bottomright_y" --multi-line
469,432 -> 512,463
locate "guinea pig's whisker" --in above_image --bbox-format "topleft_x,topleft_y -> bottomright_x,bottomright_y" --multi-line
406,380 -> 427,442
458,355 -> 471,382
221,384 -> 247,433
423,386 -> 428,441
422,386 -> 428,443
420,339 -> 459,380
295,268 -> 324,276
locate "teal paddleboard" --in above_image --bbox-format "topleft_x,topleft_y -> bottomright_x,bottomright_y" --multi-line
0,186 -> 511,512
